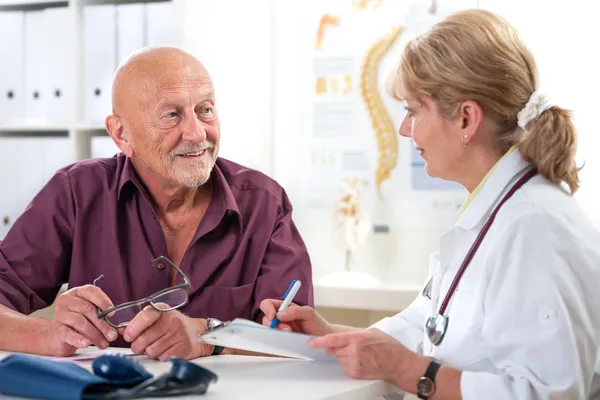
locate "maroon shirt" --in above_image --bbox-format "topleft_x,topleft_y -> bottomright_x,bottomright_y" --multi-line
0,154 -> 313,347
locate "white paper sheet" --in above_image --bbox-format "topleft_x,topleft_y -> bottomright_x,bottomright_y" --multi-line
33,348 -> 149,364
199,319 -> 336,362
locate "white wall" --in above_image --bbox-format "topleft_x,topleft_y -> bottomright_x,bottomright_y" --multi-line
178,0 -> 274,175
478,0 -> 600,230
176,0 -> 600,285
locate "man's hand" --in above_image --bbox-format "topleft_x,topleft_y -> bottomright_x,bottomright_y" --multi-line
45,285 -> 118,357
123,306 -> 213,361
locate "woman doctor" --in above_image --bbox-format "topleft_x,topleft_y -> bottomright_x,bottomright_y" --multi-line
261,9 -> 600,400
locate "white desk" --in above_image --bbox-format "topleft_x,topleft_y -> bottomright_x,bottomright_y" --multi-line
0,349 -> 398,399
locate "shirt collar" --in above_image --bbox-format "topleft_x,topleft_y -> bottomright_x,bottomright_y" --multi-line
117,156 -> 243,231
209,159 -> 244,232
117,156 -> 150,202
455,148 -> 531,230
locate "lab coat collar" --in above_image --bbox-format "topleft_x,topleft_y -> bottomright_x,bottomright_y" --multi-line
455,150 -> 531,230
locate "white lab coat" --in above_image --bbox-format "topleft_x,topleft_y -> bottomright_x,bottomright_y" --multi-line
373,150 -> 600,399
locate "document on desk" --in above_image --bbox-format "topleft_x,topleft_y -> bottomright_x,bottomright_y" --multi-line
38,348 -> 149,363
199,318 -> 336,362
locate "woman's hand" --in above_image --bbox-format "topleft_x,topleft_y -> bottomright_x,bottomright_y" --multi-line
308,327 -> 425,388
259,299 -> 334,336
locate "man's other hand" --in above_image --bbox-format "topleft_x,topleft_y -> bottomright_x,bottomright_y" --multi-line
123,306 -> 213,361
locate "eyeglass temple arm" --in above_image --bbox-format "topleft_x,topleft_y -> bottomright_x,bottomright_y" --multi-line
151,255 -> 191,284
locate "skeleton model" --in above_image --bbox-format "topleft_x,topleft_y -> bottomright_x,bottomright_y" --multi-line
319,178 -> 379,288
334,178 -> 371,271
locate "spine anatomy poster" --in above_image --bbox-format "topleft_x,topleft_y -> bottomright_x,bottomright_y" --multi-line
306,0 -> 473,225
274,0 -> 476,283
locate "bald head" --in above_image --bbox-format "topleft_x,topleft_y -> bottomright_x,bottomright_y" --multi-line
111,46 -> 212,115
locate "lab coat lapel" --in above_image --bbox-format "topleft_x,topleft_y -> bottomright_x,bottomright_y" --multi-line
455,150 -> 531,231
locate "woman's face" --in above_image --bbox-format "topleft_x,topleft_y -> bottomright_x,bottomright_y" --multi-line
398,97 -> 466,181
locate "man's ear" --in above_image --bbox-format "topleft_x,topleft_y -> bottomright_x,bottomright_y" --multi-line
457,100 -> 484,146
105,114 -> 133,157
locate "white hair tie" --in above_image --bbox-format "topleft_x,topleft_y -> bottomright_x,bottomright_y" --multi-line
517,90 -> 554,129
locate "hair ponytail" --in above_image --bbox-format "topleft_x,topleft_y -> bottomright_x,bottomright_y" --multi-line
516,106 -> 581,194
390,9 -> 582,194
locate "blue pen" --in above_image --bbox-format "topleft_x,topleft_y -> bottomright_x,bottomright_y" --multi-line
270,280 -> 302,329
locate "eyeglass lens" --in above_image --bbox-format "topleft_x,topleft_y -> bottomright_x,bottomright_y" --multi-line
105,287 -> 188,328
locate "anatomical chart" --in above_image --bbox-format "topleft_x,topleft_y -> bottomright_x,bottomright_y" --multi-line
307,0 -> 472,231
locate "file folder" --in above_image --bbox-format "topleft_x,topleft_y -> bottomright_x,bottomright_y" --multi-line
145,1 -> 176,46
24,10 -> 48,124
116,3 -> 145,65
83,4 -> 117,125
91,136 -> 120,158
0,11 -> 25,126
43,7 -> 72,125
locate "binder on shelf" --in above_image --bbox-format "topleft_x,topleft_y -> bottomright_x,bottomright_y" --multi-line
145,1 -> 176,47
16,137 -> 44,215
43,7 -> 72,125
40,137 -> 73,184
116,3 -> 145,65
1,137 -> 73,241
24,10 -> 49,125
83,4 -> 116,125
0,138 -> 20,239
91,136 -> 120,159
0,11 -> 25,127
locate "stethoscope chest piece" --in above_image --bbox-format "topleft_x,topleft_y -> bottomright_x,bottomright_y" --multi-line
425,314 -> 449,346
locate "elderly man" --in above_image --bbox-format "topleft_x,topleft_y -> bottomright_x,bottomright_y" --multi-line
0,47 -> 313,361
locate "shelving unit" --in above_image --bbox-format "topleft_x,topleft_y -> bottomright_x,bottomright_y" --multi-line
0,1 -> 67,10
0,126 -> 69,136
0,0 -> 179,235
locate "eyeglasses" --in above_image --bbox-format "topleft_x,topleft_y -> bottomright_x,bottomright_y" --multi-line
94,256 -> 191,328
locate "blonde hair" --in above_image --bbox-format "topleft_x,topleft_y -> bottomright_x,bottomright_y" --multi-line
390,9 -> 581,194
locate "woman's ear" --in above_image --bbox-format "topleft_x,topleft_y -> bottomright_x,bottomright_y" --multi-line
105,114 -> 133,157
458,100 -> 484,146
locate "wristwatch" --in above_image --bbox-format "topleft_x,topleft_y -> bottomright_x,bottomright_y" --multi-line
206,318 -> 225,356
417,358 -> 441,399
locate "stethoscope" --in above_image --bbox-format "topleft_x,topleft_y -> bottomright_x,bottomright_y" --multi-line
425,167 -> 538,346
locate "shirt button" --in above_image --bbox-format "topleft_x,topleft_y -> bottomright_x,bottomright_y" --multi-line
157,263 -> 165,270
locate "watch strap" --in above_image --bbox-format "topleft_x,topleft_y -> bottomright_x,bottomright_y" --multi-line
206,318 -> 225,356
211,345 -> 224,356
417,359 -> 441,399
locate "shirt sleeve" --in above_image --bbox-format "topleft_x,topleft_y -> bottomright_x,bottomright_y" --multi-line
370,293 -> 425,353
460,211 -> 600,399
250,190 -> 314,322
0,171 -> 74,314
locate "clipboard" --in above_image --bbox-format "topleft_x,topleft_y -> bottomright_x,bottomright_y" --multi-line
199,318 -> 336,361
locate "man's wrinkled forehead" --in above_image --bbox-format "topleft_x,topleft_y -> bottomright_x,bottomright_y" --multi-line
118,71 -> 215,111
154,85 -> 216,109
111,47 -> 212,110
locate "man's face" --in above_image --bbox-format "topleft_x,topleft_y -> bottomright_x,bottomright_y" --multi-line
123,66 -> 220,188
